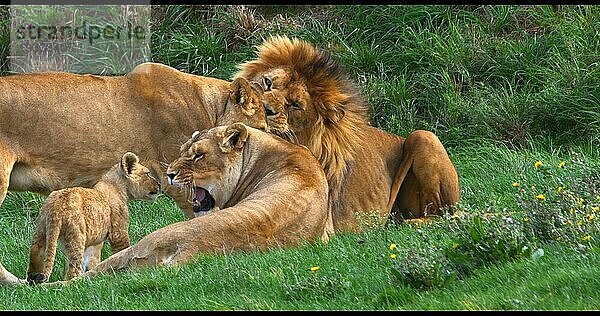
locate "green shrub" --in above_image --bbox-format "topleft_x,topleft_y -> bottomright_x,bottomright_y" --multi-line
514,154 -> 600,252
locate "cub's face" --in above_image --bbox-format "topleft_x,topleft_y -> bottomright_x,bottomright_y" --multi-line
166,123 -> 249,217
120,152 -> 161,201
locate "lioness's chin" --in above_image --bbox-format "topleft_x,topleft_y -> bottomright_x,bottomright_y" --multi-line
193,206 -> 220,218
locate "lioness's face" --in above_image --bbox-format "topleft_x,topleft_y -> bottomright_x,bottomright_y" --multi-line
217,77 -> 268,132
166,124 -> 248,218
245,67 -> 316,144
261,90 -> 294,142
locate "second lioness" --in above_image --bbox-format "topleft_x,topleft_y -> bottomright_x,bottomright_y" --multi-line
0,64 -> 267,284
66,123 -> 332,277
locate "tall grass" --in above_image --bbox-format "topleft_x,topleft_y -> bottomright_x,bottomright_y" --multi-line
147,5 -> 600,149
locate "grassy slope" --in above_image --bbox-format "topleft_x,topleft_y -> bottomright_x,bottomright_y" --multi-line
1,5 -> 600,310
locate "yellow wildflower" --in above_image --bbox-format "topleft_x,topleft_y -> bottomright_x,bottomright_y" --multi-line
588,213 -> 595,221
593,206 -> 599,213
534,160 -> 543,168
577,220 -> 582,226
535,194 -> 546,201
578,198 -> 584,207
558,161 -> 565,169
569,208 -> 574,214
523,217 -> 530,222
390,253 -> 397,259
582,235 -> 592,242
512,182 -> 520,188
563,220 -> 571,226
557,186 -> 564,193
389,243 -> 397,251
452,242 -> 460,249
310,266 -> 320,272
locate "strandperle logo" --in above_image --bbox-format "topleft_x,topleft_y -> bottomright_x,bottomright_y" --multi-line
13,21 -> 147,45
9,5 -> 151,75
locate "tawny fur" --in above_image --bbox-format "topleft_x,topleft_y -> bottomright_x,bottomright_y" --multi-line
235,36 -> 460,232
0,65 -> 267,284
53,123 -> 331,281
27,152 -> 160,283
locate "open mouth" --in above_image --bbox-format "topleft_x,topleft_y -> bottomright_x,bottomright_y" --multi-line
192,187 -> 215,214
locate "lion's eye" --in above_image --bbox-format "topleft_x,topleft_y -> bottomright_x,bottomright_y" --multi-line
193,153 -> 204,161
263,77 -> 272,91
288,101 -> 303,110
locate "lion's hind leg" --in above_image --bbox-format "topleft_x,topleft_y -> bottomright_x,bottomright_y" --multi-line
389,130 -> 459,219
63,232 -> 86,280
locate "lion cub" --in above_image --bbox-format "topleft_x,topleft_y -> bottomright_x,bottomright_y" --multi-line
27,152 -> 160,284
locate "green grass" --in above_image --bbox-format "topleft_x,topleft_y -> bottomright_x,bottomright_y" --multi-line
2,4 -> 600,310
2,145 -> 599,310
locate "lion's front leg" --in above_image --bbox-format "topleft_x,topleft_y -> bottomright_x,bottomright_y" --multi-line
1,262 -> 25,285
83,243 -> 104,272
0,148 -> 23,285
84,237 -> 184,278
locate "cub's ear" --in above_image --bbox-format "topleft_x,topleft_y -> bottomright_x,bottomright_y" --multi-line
221,123 -> 249,151
121,152 -> 139,176
229,77 -> 254,110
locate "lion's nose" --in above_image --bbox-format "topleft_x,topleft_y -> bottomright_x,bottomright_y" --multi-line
166,171 -> 178,184
265,106 -> 278,117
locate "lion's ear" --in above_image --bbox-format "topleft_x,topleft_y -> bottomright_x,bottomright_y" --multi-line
221,123 -> 249,151
230,77 -> 254,110
325,106 -> 346,123
121,152 -> 139,176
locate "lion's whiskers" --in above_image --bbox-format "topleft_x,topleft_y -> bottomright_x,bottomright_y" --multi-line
270,127 -> 298,144
285,129 -> 298,144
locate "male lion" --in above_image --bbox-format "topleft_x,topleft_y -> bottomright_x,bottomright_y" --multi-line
235,36 -> 460,233
27,152 -> 159,284
54,122 -> 331,279
0,63 -> 267,285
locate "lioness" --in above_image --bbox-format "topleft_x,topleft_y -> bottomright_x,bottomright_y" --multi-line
27,152 -> 159,284
235,36 -> 460,232
0,63 -> 267,285
58,122 -> 332,279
